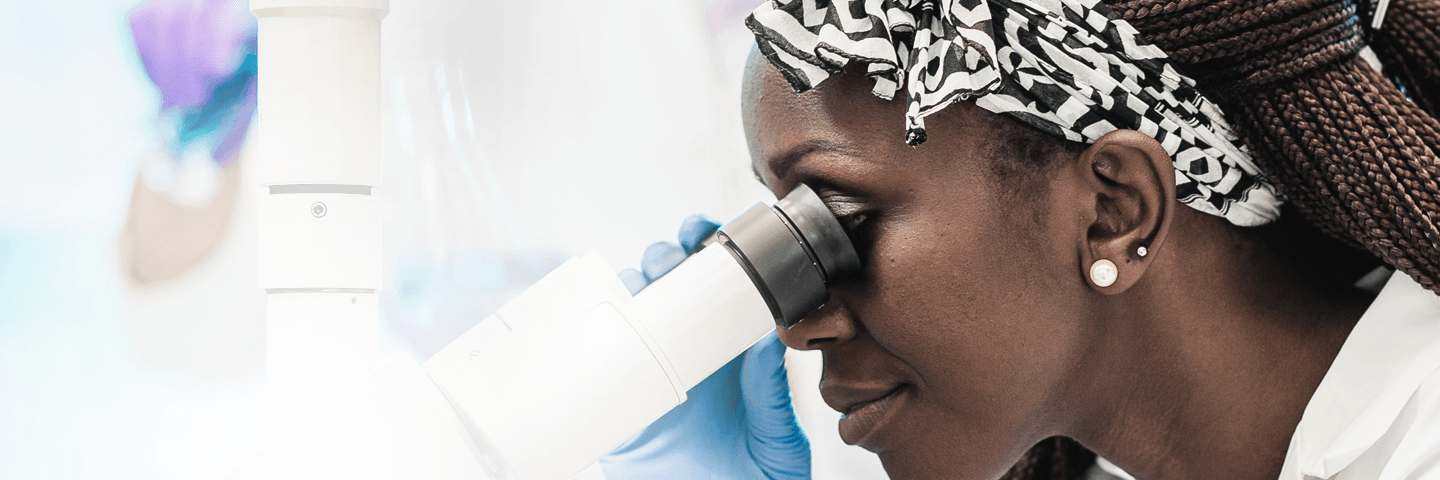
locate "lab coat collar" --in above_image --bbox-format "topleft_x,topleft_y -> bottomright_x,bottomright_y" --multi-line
1285,270 -> 1440,479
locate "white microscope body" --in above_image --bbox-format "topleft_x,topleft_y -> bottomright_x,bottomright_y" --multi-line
250,0 -> 385,434
218,184 -> 858,480
217,1 -> 859,479
422,180 -> 859,479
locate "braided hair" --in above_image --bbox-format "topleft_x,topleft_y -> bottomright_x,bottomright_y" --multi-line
1114,0 -> 1440,293
999,0 -> 1440,478
998,437 -> 1098,480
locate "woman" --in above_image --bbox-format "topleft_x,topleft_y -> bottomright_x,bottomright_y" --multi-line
733,0 -> 1440,478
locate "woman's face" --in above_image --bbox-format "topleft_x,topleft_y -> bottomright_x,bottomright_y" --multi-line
744,63 -> 1098,478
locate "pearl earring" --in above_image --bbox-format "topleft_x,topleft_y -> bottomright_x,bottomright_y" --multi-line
1137,246 -> 1148,257
1090,259 -> 1118,287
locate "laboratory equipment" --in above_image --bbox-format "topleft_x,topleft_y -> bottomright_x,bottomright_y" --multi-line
225,0 -> 860,476
424,182 -> 860,480
251,0 -> 386,434
214,184 -> 859,480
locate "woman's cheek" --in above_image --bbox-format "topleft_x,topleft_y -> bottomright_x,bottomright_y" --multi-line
863,216 -> 1029,381
854,241 -> 971,363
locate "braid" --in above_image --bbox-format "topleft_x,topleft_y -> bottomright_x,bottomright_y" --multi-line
1004,0 -> 1440,478
1101,0 -> 1440,294
1372,0 -> 1440,113
1000,437 -> 1098,480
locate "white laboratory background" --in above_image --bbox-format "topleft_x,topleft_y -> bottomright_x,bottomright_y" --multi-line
0,0 -> 888,479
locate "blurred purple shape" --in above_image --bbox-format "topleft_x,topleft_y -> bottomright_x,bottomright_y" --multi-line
129,0 -> 256,112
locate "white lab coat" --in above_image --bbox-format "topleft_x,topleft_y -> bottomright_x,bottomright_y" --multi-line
1280,270 -> 1440,479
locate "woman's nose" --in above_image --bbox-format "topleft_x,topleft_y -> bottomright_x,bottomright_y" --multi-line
777,300 -> 857,350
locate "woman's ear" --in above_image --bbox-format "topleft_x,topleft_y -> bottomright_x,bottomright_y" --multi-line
1073,129 -> 1175,294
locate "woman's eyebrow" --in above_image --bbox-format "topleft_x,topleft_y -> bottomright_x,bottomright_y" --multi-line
754,139 -> 859,185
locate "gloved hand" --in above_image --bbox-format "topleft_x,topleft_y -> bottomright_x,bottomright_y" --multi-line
129,0 -> 258,165
602,215 -> 811,480
130,0 -> 256,111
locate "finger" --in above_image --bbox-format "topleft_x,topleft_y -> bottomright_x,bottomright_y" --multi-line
618,268 -> 647,295
740,331 -> 812,479
641,242 -> 687,283
678,215 -> 722,255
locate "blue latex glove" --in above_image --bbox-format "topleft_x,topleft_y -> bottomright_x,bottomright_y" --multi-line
603,215 -> 811,480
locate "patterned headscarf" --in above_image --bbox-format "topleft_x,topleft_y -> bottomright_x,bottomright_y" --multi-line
745,0 -> 1283,226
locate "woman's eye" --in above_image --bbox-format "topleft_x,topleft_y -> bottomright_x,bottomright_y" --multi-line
819,196 -> 872,234
837,211 -> 870,233
817,192 -> 877,261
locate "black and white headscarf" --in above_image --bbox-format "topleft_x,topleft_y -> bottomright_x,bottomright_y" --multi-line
746,0 -> 1283,226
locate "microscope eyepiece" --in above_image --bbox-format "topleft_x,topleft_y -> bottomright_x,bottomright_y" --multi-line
717,184 -> 862,329
421,184 -> 864,479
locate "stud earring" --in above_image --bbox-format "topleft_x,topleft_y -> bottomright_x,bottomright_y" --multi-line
1137,246 -> 1148,257
1090,259 -> 1118,287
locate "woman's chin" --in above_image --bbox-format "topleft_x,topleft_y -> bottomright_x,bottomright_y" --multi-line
875,451 -> 988,480
863,412 -> 1017,480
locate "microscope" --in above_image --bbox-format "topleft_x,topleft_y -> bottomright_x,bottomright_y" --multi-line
215,2 -> 857,479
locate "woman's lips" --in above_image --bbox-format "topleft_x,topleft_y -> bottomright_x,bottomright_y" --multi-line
830,384 -> 909,447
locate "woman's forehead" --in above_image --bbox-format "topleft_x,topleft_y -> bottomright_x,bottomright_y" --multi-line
742,58 -> 996,187
743,61 -> 897,184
